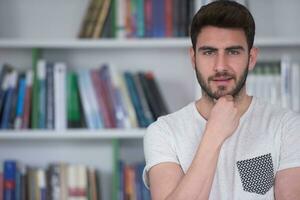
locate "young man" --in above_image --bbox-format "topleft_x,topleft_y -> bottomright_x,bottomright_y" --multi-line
143,1 -> 300,199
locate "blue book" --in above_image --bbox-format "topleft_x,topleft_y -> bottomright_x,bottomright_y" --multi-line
15,163 -> 22,200
134,164 -> 143,200
83,69 -> 103,129
124,72 -> 148,127
139,163 -> 151,200
118,161 -> 124,200
1,72 -> 17,129
152,0 -> 165,37
4,160 -> 17,200
14,75 -> 26,129
136,0 -> 145,37
45,62 -> 55,129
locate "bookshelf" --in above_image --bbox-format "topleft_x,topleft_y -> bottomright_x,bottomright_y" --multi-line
0,129 -> 145,140
0,0 -> 300,199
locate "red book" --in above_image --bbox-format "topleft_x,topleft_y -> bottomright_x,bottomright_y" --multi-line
165,0 -> 173,37
21,70 -> 32,129
90,69 -> 112,128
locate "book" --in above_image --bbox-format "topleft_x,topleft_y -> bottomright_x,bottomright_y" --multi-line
1,71 -> 18,129
45,62 -> 55,129
116,0 -> 126,38
4,160 -> 17,200
92,0 -> 112,38
144,0 -> 153,37
0,64 -> 13,121
37,169 -> 46,200
101,0 -> 117,38
108,65 -> 130,128
14,73 -> 26,129
84,69 -> 104,129
54,62 -> 67,130
124,72 -> 148,127
67,71 -> 82,128
8,70 -> 20,129
37,60 -> 46,129
136,0 -> 145,37
118,73 -> 138,128
91,68 -> 111,128
152,0 -> 165,37
0,164 -> 3,200
77,69 -> 95,129
79,0 -> 103,38
138,72 -> 161,120
145,72 -> 169,116
133,73 -> 154,125
99,65 -> 118,128
21,70 -> 33,129
31,49 -> 41,129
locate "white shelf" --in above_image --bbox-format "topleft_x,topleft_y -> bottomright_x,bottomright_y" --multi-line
0,37 -> 299,49
254,37 -> 300,47
0,129 -> 146,140
0,38 -> 191,49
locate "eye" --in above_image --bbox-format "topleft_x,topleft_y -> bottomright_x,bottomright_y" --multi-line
228,49 -> 240,55
203,50 -> 215,56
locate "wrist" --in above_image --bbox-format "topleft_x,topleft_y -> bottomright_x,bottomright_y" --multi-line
202,127 -> 226,147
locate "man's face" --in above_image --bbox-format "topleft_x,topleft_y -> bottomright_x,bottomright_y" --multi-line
192,26 -> 255,100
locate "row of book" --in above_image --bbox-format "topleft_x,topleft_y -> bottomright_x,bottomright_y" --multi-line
79,0 -> 213,39
0,61 -> 168,130
0,160 -> 101,200
118,161 -> 150,200
246,58 -> 300,112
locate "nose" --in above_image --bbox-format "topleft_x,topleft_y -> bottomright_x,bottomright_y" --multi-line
213,53 -> 228,72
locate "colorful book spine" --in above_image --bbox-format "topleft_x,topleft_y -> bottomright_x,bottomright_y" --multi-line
21,70 -> 33,129
14,74 -> 26,129
77,69 -> 95,129
99,65 -> 117,128
45,62 -> 55,129
124,72 -> 147,127
83,69 -> 103,129
4,160 -> 16,200
116,0 -> 126,38
133,73 -> 153,125
91,69 -> 111,128
67,72 -> 82,128
1,72 -> 17,129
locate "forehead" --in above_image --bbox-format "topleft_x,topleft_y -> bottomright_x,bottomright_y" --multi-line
196,26 -> 248,49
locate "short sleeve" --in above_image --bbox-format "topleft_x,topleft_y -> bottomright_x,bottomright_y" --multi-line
278,112 -> 300,171
142,118 -> 179,188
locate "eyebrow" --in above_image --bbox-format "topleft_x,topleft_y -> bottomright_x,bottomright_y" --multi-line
197,45 -> 245,52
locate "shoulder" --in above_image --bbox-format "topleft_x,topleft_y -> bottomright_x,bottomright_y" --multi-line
253,97 -> 297,122
147,102 -> 196,134
252,97 -> 300,131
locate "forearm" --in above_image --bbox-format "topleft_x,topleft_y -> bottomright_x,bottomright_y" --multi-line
165,132 -> 223,200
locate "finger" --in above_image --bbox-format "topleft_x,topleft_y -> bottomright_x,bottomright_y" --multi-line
223,95 -> 234,101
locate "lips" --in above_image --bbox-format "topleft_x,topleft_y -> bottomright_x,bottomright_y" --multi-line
213,77 -> 233,81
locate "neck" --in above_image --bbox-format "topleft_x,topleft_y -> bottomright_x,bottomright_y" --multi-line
195,88 -> 252,121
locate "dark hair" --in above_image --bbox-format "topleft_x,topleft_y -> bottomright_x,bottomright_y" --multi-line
190,1 -> 255,51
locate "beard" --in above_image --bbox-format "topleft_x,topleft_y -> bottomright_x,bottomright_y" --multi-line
195,63 -> 249,100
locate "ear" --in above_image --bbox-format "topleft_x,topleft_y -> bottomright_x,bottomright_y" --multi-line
189,47 -> 196,69
248,47 -> 259,71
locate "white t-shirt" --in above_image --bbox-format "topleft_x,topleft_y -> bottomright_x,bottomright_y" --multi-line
143,97 -> 300,199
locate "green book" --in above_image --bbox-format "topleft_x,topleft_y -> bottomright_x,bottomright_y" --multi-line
31,49 -> 41,129
67,71 -> 82,128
